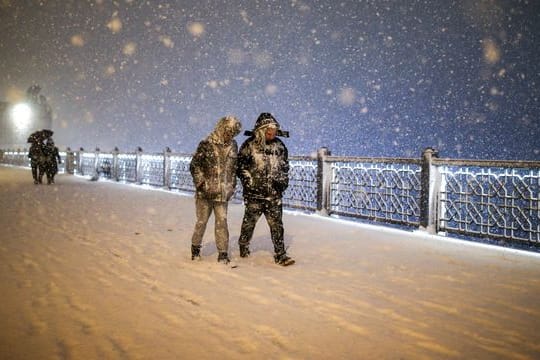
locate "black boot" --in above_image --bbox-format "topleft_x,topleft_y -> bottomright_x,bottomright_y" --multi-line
217,252 -> 230,264
239,244 -> 250,258
274,252 -> 295,266
191,245 -> 201,260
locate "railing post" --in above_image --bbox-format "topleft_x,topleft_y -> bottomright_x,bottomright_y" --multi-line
419,147 -> 440,234
163,147 -> 171,189
65,147 -> 75,174
77,148 -> 84,175
136,147 -> 143,184
112,147 -> 119,181
21,148 -> 28,166
316,147 -> 332,216
94,147 -> 100,177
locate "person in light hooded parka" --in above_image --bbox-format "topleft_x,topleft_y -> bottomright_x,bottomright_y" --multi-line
189,115 -> 242,263
237,113 -> 295,266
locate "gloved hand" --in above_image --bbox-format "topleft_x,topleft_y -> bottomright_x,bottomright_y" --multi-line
241,171 -> 253,188
196,181 -> 205,192
224,185 -> 235,200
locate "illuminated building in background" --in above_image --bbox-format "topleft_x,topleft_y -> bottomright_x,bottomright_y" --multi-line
0,85 -> 53,149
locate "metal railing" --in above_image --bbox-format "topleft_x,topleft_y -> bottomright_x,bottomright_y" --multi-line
0,149 -> 68,173
434,158 -> 540,245
2,147 -> 539,250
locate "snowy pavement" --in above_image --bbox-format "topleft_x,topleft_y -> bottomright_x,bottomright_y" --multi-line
1,165 -> 540,359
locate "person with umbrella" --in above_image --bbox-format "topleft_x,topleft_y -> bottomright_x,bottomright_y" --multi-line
27,130 -> 46,184
26,129 -> 56,184
42,137 -> 61,184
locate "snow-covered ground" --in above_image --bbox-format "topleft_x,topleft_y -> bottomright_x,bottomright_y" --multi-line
1,165 -> 540,359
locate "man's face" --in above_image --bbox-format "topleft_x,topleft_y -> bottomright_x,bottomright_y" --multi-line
265,126 -> 277,141
223,126 -> 236,143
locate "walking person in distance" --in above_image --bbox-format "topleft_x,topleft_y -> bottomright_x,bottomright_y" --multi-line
42,137 -> 61,184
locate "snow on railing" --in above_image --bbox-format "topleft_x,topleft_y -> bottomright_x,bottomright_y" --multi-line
2,147 -> 539,251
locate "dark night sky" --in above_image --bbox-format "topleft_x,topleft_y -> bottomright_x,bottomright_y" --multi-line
1,0 -> 539,160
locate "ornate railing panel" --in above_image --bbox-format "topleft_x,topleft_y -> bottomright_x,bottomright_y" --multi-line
80,153 -> 96,176
439,165 -> 540,244
0,150 -> 67,171
140,154 -> 164,186
58,152 -> 67,173
1,150 -> 29,167
96,153 -> 113,178
329,160 -> 422,227
164,154 -> 319,207
169,155 -> 195,192
283,157 -> 318,211
117,153 -> 137,182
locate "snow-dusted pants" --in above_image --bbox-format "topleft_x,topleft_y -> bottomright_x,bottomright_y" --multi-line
191,197 -> 229,253
238,198 -> 285,256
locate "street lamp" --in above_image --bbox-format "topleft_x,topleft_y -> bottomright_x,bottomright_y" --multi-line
11,103 -> 33,130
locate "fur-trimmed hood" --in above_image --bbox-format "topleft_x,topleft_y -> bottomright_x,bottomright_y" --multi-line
244,113 -> 289,137
209,115 -> 242,144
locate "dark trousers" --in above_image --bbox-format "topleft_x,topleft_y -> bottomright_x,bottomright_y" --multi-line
44,160 -> 58,183
31,161 -> 41,183
238,198 -> 285,255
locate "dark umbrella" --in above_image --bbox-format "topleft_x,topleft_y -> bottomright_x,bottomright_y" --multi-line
27,130 -> 44,143
26,129 -> 53,143
41,129 -> 54,138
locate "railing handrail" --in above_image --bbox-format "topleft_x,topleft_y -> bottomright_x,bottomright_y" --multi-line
5,147 -> 539,169
433,157 -> 540,168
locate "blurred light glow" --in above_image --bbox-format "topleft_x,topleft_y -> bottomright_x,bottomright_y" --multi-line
70,34 -> 85,47
11,103 -> 32,129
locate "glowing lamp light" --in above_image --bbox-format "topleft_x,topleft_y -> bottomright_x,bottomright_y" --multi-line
11,103 -> 33,129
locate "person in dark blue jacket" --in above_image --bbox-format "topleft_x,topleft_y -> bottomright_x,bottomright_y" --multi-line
237,113 -> 295,266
